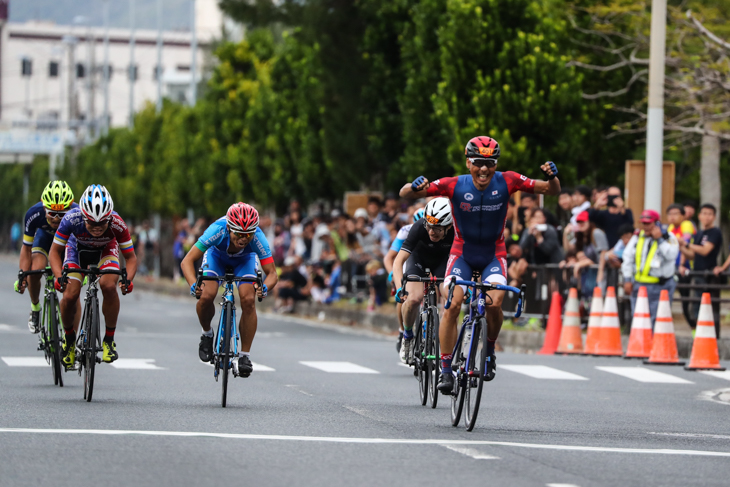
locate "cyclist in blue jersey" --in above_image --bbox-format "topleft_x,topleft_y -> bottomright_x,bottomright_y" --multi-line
384,207 -> 424,354
400,136 -> 561,393
181,202 -> 278,377
15,181 -> 77,333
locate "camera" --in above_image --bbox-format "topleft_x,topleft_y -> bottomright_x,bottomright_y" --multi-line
535,224 -> 548,232
607,194 -> 618,207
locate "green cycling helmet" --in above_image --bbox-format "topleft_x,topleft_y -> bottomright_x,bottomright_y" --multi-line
41,181 -> 75,211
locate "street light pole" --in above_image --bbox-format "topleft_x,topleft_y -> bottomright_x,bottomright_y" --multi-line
103,0 -> 110,135
190,0 -> 197,106
156,0 -> 163,113
129,0 -> 136,129
644,0 -> 667,215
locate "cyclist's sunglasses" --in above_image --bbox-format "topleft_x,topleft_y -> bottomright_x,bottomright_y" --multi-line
468,157 -> 498,168
84,218 -> 109,228
231,230 -> 255,238
425,223 -> 446,233
46,210 -> 68,219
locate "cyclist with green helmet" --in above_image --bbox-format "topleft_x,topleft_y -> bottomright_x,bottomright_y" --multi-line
15,181 -> 78,333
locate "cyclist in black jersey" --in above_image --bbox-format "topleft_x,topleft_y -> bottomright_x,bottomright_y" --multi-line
392,198 -> 454,362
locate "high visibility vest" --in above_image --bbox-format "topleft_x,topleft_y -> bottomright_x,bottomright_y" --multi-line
634,231 -> 659,284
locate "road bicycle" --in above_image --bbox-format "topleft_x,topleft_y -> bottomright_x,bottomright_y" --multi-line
61,263 -> 128,402
17,267 -> 65,387
445,275 -> 525,431
400,272 -> 444,408
195,267 -> 263,408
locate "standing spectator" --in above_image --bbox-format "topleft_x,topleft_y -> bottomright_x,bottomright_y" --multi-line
588,186 -> 634,248
622,210 -> 679,325
605,223 -> 635,269
683,201 -> 698,231
519,208 -> 564,265
570,185 -> 592,224
10,221 -> 22,252
173,219 -> 190,281
506,241 -> 529,287
566,211 -> 609,295
678,204 -> 722,336
667,203 -> 697,327
381,193 -> 400,224
271,219 -> 291,266
138,220 -> 159,276
365,259 -> 389,311
556,188 -> 574,235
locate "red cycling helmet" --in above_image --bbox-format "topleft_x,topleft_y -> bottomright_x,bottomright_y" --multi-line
226,202 -> 260,233
465,136 -> 500,159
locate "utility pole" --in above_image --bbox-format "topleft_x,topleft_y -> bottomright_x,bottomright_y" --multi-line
129,0 -> 136,129
643,0 -> 667,215
102,0 -> 110,135
190,0 -> 197,106
156,0 -> 163,113
86,22 -> 96,139
63,35 -> 78,127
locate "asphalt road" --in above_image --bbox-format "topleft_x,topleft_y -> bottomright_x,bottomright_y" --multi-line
1,256 -> 729,487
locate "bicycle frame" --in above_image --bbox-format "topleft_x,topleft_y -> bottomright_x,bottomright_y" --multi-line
214,279 -> 239,379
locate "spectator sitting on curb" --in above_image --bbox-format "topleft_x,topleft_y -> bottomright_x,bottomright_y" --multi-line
589,186 -> 634,248
622,209 -> 679,326
276,256 -> 310,313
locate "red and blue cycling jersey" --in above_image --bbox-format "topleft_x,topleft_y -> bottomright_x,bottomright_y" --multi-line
53,208 -> 135,255
427,172 -> 535,269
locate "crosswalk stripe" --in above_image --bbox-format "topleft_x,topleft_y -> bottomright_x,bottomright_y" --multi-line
700,370 -> 730,381
1,356 -> 49,367
596,366 -> 693,384
252,362 -> 275,372
300,361 -> 379,374
110,359 -> 165,370
500,365 -> 588,380
0,324 -> 16,332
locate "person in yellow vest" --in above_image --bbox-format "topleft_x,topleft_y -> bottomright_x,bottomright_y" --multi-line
621,209 -> 679,326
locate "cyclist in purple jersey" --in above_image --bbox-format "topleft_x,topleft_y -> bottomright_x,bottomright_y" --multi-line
401,136 -> 561,392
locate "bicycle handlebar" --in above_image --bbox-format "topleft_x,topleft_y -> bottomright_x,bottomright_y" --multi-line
194,268 -> 265,302
401,275 -> 447,284
60,264 -> 129,292
18,268 -> 52,281
445,279 -> 526,318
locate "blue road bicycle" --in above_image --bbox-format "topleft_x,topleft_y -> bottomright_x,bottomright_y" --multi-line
445,276 -> 525,431
195,266 -> 263,408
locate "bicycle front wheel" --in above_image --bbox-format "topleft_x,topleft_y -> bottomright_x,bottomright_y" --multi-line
84,297 -> 99,402
464,317 -> 486,431
428,310 -> 440,409
414,314 -> 428,406
48,293 -> 63,387
221,301 -> 233,408
451,333 -> 465,426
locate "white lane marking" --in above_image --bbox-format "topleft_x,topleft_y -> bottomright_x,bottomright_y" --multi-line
285,385 -> 313,397
649,432 -> 730,440
110,359 -> 166,370
698,388 -> 730,406
2,357 -> 49,367
701,370 -> 730,381
251,362 -> 275,372
440,444 -> 499,460
0,324 -> 16,331
397,362 -> 411,369
596,367 -> 693,384
300,361 -> 379,374
500,365 -> 588,380
256,332 -> 286,338
1,428 -> 730,457
343,406 -> 385,422
546,484 -> 580,487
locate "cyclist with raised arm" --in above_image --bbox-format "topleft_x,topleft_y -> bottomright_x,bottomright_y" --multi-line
392,198 -> 454,364
50,185 -> 137,368
181,203 -> 278,378
15,181 -> 78,333
400,136 -> 560,393
384,207 -> 424,355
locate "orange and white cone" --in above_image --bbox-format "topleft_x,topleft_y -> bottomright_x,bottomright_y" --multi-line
557,288 -> 583,354
624,286 -> 653,359
583,287 -> 603,355
685,293 -> 726,371
594,286 -> 623,356
644,290 -> 684,366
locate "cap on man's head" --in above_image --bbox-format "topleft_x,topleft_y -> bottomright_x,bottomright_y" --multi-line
284,256 -> 297,267
640,209 -> 661,223
354,208 -> 369,219
576,211 -> 589,223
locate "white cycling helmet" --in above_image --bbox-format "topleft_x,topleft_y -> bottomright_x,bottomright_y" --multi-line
424,197 -> 453,227
79,184 -> 114,222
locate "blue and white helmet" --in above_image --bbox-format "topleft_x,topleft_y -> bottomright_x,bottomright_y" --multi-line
413,208 -> 425,223
80,184 -> 114,222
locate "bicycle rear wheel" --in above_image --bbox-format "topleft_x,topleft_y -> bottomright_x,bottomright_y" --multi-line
48,293 -> 63,387
464,317 -> 486,431
221,301 -> 233,408
84,297 -> 99,402
428,310 -> 439,409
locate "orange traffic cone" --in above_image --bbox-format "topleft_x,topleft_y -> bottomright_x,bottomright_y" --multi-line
557,288 -> 583,354
594,286 -> 623,356
583,287 -> 603,355
538,291 -> 563,355
685,293 -> 726,371
644,290 -> 684,366
624,286 -> 653,359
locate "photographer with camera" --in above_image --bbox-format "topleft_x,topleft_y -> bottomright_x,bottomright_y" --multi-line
519,208 -> 564,265
589,186 -> 634,248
